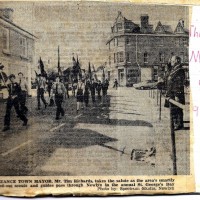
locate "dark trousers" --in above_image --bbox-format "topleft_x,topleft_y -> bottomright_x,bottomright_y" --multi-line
55,94 -> 64,118
84,92 -> 89,107
19,91 -> 28,114
97,90 -> 101,100
37,88 -> 47,108
91,91 -> 95,103
171,106 -> 183,127
4,97 -> 27,127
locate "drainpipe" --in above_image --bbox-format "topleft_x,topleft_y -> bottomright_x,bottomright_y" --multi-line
136,34 -> 141,83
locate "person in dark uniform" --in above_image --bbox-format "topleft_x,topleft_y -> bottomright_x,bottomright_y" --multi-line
18,72 -> 29,115
2,74 -> 28,132
76,79 -> 84,113
51,76 -> 66,120
166,55 -> 185,130
90,78 -> 96,104
84,79 -> 90,107
65,81 -> 70,99
96,80 -> 102,101
113,79 -> 118,89
104,79 -> 109,95
36,74 -> 48,110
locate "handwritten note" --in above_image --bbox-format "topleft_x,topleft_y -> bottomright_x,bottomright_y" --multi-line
190,6 -> 200,192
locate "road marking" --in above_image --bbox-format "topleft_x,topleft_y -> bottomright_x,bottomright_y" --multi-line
50,123 -> 66,132
1,140 -> 32,157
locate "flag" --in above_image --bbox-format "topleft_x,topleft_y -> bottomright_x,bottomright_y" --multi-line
88,62 -> 92,80
77,56 -> 82,80
58,45 -> 62,75
39,57 -> 47,78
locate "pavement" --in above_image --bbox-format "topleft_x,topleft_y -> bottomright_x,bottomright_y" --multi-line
0,87 -> 190,176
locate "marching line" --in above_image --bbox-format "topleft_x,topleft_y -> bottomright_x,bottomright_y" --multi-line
50,123 -> 66,132
1,140 -> 32,157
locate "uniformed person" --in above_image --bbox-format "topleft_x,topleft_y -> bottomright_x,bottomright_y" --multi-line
18,72 -> 29,115
36,74 -> 48,110
2,74 -> 28,132
90,78 -> 96,104
96,80 -> 102,101
51,76 -> 66,120
166,55 -> 185,130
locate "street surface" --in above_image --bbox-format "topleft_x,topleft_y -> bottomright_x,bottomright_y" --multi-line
0,87 -> 190,176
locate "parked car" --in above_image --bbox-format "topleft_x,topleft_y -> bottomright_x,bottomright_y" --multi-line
133,80 -> 158,90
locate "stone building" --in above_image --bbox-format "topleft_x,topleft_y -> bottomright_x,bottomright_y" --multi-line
107,11 -> 189,86
0,8 -> 36,93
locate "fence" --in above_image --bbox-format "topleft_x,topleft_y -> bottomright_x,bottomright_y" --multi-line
149,87 -> 189,175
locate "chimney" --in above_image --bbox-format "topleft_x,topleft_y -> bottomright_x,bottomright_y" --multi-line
140,14 -> 149,32
0,8 -> 14,22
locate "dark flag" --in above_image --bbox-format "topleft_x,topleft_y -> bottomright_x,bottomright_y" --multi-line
88,62 -> 92,81
57,45 -> 62,76
77,56 -> 82,80
39,57 -> 47,78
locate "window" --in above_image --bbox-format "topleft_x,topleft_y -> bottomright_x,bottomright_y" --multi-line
175,38 -> 180,46
182,38 -> 188,46
2,28 -> 10,53
126,37 -> 130,45
114,53 -> 116,63
117,23 -> 122,31
144,52 -> 148,63
119,52 -> 124,62
159,53 -> 165,63
109,56 -> 111,66
177,26 -> 182,33
160,38 -> 164,46
20,37 -> 27,57
117,52 -> 124,63
126,52 -> 130,62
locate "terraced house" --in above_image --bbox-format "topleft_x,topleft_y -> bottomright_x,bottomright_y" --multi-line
0,8 -> 36,93
107,11 -> 189,86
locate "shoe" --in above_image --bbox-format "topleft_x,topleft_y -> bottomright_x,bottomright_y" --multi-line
55,117 -> 60,120
2,126 -> 10,132
23,119 -> 28,126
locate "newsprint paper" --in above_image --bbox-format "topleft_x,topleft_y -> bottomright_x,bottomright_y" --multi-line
0,0 -> 198,197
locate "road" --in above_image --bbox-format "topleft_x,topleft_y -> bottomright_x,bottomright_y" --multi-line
0,87 -> 190,176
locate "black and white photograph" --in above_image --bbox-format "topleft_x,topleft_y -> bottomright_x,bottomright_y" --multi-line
0,1 -> 190,182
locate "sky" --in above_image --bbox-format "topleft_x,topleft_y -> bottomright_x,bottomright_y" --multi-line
0,1 -> 189,70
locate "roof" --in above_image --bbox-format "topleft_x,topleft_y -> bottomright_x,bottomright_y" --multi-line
0,16 -> 37,39
155,21 -> 173,34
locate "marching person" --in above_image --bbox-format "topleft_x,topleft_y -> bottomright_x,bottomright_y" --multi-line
76,79 -> 84,113
166,55 -> 185,130
2,74 -> 28,132
51,75 -> 66,120
18,72 -> 29,115
36,74 -> 48,110
84,79 -> 90,107
96,80 -> 102,101
113,79 -> 118,89
90,78 -> 96,104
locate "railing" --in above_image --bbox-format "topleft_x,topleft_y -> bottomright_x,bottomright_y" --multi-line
149,87 -> 189,175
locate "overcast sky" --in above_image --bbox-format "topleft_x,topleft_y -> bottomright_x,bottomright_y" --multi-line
0,1 -> 189,70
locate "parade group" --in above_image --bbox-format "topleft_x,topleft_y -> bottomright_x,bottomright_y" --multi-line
0,57 -> 113,132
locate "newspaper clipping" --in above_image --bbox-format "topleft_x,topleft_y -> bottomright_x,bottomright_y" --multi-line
0,0 -> 195,196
